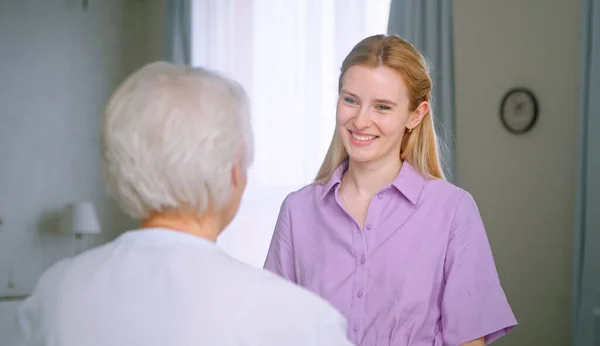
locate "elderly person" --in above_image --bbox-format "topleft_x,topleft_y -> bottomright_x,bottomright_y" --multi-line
9,62 -> 352,346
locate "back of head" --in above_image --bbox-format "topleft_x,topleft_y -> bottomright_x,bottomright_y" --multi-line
316,34 -> 445,182
102,62 -> 253,219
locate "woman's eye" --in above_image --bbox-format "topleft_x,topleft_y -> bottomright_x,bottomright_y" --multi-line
376,104 -> 391,111
344,97 -> 357,105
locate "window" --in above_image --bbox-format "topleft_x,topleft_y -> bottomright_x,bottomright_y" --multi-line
191,0 -> 391,267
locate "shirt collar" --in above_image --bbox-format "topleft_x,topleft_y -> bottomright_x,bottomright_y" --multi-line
320,160 -> 347,199
117,228 -> 220,250
320,160 -> 427,204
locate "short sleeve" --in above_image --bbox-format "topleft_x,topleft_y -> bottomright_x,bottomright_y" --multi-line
441,191 -> 517,345
263,195 -> 297,283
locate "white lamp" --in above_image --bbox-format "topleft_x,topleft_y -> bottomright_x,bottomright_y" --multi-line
60,202 -> 101,254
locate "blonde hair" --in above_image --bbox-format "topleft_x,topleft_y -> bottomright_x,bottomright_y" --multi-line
315,34 -> 446,183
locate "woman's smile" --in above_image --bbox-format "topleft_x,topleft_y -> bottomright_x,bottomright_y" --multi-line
348,129 -> 379,146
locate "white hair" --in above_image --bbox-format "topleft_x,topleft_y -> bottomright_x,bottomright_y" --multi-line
102,61 -> 253,219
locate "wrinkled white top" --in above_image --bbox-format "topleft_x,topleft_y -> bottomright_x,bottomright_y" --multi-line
10,228 -> 352,346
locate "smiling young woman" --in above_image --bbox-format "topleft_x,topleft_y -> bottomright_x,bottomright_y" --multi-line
264,34 -> 517,346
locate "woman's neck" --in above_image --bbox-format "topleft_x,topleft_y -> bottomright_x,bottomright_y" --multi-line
140,212 -> 222,242
342,156 -> 402,199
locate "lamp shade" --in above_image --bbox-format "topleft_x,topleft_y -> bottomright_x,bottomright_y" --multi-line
59,202 -> 101,235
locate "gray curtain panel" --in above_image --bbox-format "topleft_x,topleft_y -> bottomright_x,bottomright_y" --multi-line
387,0 -> 456,183
164,0 -> 191,65
572,0 -> 600,345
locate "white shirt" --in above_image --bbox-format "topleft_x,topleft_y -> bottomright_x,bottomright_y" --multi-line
9,228 -> 352,346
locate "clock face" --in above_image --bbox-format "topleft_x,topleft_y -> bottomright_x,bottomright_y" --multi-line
500,88 -> 538,134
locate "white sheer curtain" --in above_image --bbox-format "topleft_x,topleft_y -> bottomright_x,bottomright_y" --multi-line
190,0 -> 391,267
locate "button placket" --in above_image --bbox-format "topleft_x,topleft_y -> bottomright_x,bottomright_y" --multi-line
351,220 -> 367,339
345,187 -> 389,340
352,190 -> 386,334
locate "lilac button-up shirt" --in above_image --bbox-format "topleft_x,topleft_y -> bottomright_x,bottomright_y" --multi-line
264,161 -> 517,346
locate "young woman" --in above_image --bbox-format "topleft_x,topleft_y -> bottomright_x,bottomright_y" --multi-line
264,35 -> 517,346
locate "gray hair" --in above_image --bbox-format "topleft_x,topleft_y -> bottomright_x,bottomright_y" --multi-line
102,61 -> 253,219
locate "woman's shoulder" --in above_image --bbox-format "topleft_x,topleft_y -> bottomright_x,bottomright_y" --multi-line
425,177 -> 465,195
281,182 -> 328,207
421,177 -> 476,209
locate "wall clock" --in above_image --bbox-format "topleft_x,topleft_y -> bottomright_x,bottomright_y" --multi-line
499,88 -> 539,134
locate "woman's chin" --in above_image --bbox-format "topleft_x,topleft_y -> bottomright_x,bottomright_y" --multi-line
346,149 -> 379,163
345,144 -> 400,166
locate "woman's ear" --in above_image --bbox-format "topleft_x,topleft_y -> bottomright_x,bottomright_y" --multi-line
408,101 -> 429,129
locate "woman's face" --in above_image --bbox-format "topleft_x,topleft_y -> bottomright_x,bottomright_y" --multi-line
336,64 -> 427,165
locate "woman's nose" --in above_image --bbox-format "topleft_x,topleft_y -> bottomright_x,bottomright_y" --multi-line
353,107 -> 372,129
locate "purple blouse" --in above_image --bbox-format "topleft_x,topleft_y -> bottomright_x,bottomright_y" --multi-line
264,161 -> 517,346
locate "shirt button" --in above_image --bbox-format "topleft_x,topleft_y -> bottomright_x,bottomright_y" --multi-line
366,224 -> 372,230
357,290 -> 363,298
352,324 -> 359,332
359,256 -> 366,265
377,193 -> 384,199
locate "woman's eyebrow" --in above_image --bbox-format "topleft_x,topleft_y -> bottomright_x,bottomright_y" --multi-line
340,89 -> 359,99
374,98 -> 398,106
340,90 -> 397,106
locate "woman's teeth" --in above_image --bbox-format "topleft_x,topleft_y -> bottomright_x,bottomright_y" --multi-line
351,132 -> 377,141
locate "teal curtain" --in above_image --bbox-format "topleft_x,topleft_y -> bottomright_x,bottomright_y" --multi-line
572,0 -> 600,345
387,0 -> 456,182
164,0 -> 191,65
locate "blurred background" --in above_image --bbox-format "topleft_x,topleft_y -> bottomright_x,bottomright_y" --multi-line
0,0 -> 598,345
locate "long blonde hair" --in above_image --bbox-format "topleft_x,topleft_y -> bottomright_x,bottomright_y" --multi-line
314,34 -> 446,183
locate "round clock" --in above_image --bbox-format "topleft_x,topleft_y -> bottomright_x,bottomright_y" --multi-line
499,88 -> 539,134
